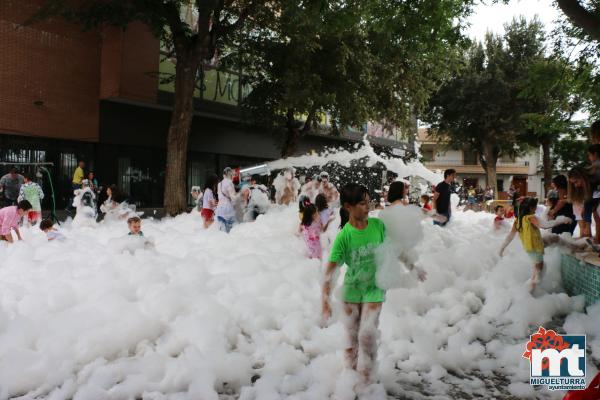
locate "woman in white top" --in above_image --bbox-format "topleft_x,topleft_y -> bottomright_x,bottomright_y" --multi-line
215,167 -> 237,233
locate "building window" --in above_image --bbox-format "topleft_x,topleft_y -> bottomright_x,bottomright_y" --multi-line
421,149 -> 434,162
501,153 -> 515,163
463,150 -> 478,165
497,179 -> 504,192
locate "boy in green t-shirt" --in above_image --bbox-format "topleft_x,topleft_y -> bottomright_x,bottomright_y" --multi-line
322,183 -> 386,384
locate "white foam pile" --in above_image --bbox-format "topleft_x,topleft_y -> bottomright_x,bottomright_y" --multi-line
0,205 -> 598,400
268,137 -> 442,184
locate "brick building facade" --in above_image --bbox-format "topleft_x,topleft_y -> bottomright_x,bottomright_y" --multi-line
1,1 -> 407,209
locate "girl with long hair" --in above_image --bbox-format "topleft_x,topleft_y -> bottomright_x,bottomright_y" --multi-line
499,197 -> 572,293
201,174 -> 219,229
568,167 -> 592,238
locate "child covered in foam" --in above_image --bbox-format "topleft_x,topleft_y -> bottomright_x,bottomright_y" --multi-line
108,216 -> 154,253
322,183 -> 386,385
39,219 -> 65,241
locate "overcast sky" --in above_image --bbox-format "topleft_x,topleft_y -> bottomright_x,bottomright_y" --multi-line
467,0 -> 561,41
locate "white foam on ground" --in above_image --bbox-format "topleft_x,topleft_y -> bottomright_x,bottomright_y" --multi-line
0,207 -> 597,399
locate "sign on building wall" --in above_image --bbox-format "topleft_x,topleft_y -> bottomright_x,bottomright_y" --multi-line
158,40 -> 251,106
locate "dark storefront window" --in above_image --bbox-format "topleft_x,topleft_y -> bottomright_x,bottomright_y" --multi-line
117,155 -> 164,208
0,135 -> 94,209
187,153 -> 218,206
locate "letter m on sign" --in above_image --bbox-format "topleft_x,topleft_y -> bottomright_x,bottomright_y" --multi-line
531,346 -> 585,377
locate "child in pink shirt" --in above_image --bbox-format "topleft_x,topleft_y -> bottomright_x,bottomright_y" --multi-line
0,200 -> 32,243
298,204 -> 322,259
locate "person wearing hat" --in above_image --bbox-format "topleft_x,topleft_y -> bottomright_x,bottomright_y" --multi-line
318,171 -> 339,206
216,167 -> 237,233
0,168 -> 24,207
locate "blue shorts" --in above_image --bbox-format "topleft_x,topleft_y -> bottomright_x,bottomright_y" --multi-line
217,216 -> 235,233
583,200 -> 594,223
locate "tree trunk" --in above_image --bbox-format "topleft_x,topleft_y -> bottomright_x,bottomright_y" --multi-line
482,141 -> 499,199
281,108 -> 299,158
541,140 -> 552,197
163,54 -> 200,216
556,0 -> 600,42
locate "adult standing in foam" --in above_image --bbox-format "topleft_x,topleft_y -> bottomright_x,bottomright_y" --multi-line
432,168 -> 456,226
300,174 -> 320,203
216,167 -> 237,233
0,168 -> 24,207
275,167 -> 301,205
242,174 -> 270,222
547,174 -> 576,235
0,200 -> 32,243
68,160 -> 85,212
17,174 -> 44,225
72,160 -> 85,190
319,171 -> 340,206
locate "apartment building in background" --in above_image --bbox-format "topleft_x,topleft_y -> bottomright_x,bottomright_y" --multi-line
417,128 -> 544,198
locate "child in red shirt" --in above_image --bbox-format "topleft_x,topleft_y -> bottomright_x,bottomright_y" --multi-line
421,194 -> 432,212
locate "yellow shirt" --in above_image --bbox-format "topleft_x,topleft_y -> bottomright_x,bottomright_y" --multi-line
72,167 -> 84,184
514,215 -> 544,253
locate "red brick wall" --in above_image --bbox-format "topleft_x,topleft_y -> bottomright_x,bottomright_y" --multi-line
120,22 -> 159,103
100,23 -> 158,103
100,27 -> 123,100
0,0 -> 101,141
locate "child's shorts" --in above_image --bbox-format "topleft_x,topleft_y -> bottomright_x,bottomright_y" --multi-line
343,283 -> 385,303
526,251 -> 544,263
583,200 -> 595,223
27,211 -> 41,223
201,208 -> 214,221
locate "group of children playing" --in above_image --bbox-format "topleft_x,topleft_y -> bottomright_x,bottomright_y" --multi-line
0,198 -> 143,244
298,193 -> 335,259
5,122 -> 600,386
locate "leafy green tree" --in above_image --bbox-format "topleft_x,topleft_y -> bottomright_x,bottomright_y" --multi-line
35,0 -> 262,215
236,0 -> 473,157
552,126 -> 588,171
425,18 -> 546,196
519,56 -> 586,192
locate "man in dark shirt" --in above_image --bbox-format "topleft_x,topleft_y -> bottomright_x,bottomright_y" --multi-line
433,168 -> 456,226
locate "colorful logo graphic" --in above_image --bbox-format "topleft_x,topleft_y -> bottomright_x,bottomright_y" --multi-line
523,327 -> 586,391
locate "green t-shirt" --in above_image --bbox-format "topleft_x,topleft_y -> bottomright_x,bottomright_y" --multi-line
329,218 -> 386,302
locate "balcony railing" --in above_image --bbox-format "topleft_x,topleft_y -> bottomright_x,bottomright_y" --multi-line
425,159 -> 529,167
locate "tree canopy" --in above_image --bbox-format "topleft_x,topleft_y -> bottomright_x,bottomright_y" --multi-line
424,18 -> 547,193
235,0 -> 474,156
